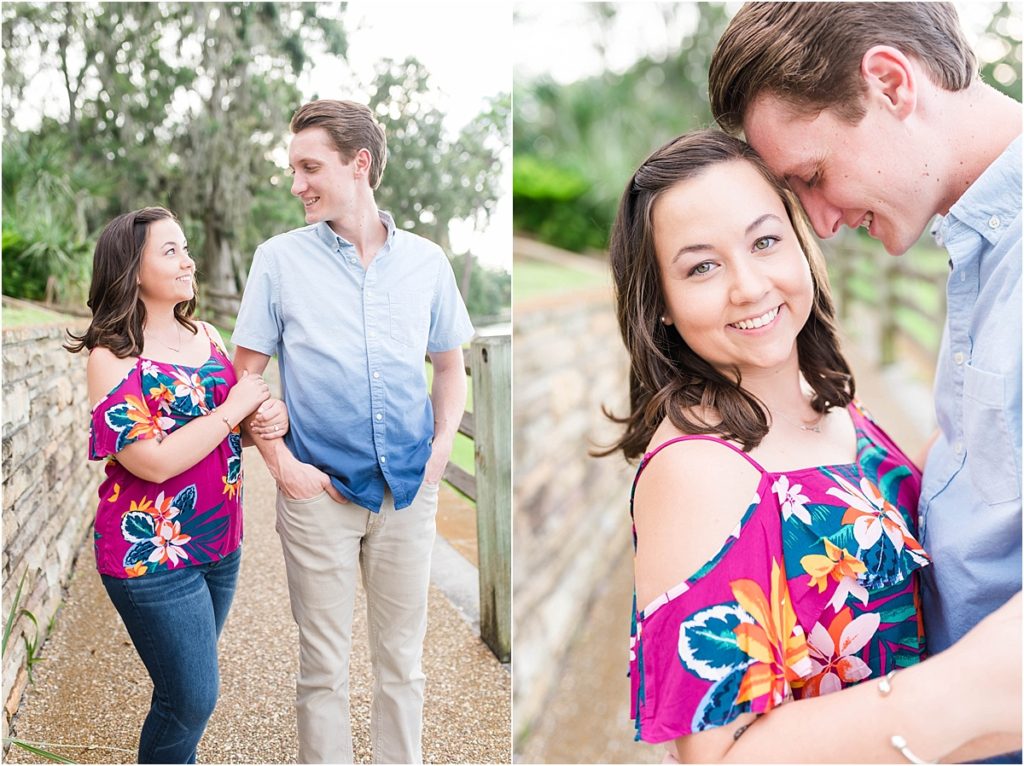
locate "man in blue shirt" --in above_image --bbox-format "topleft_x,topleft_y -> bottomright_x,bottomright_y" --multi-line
709,3 -> 1020,761
233,99 -> 474,763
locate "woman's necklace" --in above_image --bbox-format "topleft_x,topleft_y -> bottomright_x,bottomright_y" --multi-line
771,405 -> 825,433
146,323 -> 183,352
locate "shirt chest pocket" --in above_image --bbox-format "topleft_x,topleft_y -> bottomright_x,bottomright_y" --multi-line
388,290 -> 430,348
963,363 -> 1020,506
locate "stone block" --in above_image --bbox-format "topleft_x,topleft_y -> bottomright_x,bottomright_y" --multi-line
4,666 -> 28,720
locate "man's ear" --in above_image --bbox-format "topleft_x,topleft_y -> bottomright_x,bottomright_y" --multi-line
353,147 -> 373,180
861,45 -> 917,120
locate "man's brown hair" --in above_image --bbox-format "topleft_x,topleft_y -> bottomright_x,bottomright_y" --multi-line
290,99 -> 388,189
709,2 -> 977,132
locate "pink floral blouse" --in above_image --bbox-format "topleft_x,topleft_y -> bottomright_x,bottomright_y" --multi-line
629,402 -> 930,743
89,336 -> 242,579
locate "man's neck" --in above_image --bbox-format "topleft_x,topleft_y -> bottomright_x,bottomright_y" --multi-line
935,81 -> 1022,213
327,199 -> 388,266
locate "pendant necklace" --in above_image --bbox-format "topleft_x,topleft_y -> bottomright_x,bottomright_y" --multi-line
146,323 -> 183,352
771,407 -> 825,433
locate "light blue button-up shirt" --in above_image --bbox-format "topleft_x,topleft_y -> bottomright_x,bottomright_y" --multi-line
920,136 -> 1021,654
232,211 -> 475,512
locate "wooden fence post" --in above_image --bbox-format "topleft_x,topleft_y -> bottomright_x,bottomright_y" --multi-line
470,335 -> 511,662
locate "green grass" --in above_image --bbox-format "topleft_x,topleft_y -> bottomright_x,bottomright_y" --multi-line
2,304 -> 77,327
513,258 -> 607,301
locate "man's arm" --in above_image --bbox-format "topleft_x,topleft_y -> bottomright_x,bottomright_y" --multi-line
424,347 -> 467,484
233,346 -> 346,502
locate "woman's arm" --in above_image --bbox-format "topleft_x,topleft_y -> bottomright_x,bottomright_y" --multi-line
674,596 -> 1020,762
88,346 -> 270,484
635,441 -> 1021,763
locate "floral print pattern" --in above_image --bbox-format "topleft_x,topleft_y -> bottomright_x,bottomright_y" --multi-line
89,338 -> 242,579
630,402 -> 929,743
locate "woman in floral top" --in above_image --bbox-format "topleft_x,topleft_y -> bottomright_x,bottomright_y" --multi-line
66,207 -> 288,763
604,132 -> 1021,762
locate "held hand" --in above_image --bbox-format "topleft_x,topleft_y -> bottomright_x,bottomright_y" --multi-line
226,370 -> 271,414
251,398 -> 289,440
276,451 -> 348,504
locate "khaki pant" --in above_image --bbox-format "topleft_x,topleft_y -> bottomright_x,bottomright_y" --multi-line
275,482 -> 439,764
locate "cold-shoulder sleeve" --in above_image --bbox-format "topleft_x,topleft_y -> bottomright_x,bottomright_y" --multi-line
89,364 -> 174,460
631,497 -> 813,743
629,440 -> 813,743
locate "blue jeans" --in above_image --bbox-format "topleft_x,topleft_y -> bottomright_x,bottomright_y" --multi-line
101,547 -> 241,764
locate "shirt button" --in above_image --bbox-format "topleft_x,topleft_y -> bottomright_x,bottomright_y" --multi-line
954,352 -> 965,365
960,271 -> 966,282
373,371 -> 380,379
375,413 -> 383,421
954,441 -> 963,455
380,456 -> 387,464
369,331 -> 376,339
349,257 -> 357,265
988,215 -> 1000,229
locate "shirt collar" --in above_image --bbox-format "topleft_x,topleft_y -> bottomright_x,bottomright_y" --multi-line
935,134 -> 1022,248
314,209 -> 398,251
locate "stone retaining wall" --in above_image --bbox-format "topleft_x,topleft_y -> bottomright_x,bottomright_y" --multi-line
512,267 -> 635,742
2,322 -> 103,739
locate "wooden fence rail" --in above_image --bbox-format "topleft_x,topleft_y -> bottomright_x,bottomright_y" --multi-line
828,238 -> 947,368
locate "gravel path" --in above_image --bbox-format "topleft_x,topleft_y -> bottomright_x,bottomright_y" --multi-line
6,456 -> 510,764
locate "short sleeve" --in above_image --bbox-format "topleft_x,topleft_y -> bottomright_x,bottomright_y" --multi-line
427,251 -> 475,352
89,365 -> 173,461
632,549 -> 810,743
232,245 -> 283,356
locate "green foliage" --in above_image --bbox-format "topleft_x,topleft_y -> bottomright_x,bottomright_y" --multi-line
978,3 -> 1023,102
1,130 -> 100,304
513,3 -> 731,252
369,58 -> 509,254
2,572 -> 27,657
449,254 -> 510,321
2,738 -> 75,763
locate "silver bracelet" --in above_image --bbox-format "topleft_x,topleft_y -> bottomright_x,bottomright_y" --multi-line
879,671 -> 937,764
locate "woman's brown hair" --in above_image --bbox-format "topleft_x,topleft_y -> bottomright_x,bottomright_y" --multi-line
65,206 -> 197,357
601,130 -> 853,461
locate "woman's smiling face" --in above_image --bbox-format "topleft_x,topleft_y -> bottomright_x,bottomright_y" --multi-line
653,158 -> 815,381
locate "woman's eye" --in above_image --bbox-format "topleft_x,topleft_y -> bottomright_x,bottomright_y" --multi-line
753,236 -> 780,251
689,261 -> 714,276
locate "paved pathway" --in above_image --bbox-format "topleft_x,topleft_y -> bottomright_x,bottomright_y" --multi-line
7,458 -> 510,764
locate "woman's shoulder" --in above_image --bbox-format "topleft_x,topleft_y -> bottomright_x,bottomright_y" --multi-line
87,346 -> 139,408
635,419 -> 763,529
197,320 -> 229,355
633,419 -> 765,609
